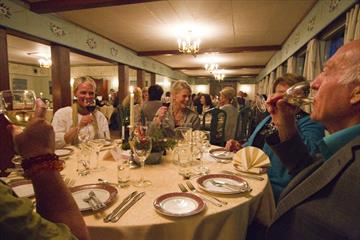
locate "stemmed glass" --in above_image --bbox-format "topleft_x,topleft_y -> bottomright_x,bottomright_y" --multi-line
0,90 -> 37,167
162,96 -> 171,121
130,126 -> 152,187
256,81 -> 314,113
194,130 -> 210,175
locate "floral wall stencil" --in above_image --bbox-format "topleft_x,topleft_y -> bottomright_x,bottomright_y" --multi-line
0,2 -> 11,18
329,0 -> 341,12
110,47 -> 118,57
307,16 -> 316,32
86,38 -> 97,49
49,23 -> 66,37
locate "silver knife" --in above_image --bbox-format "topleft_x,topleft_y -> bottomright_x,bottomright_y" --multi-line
104,191 -> 138,222
110,192 -> 145,222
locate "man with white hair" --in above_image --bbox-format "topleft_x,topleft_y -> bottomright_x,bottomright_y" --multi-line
265,39 -> 360,239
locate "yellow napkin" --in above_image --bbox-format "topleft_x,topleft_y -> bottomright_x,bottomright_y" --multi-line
233,146 -> 270,174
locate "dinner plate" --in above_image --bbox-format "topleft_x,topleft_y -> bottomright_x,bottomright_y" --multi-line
154,192 -> 205,217
9,180 -> 34,198
70,184 -> 118,211
55,147 -> 74,157
197,174 -> 250,194
209,148 -> 234,160
103,140 -> 112,147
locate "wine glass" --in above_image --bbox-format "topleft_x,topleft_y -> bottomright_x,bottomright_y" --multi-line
85,99 -> 97,113
0,90 -> 36,168
161,96 -> 171,121
194,130 -> 210,175
130,127 -> 152,187
256,81 -> 313,112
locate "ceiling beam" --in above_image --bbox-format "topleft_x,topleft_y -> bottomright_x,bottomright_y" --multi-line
29,0 -> 161,14
194,74 -> 258,78
137,45 -> 281,56
173,65 -> 264,70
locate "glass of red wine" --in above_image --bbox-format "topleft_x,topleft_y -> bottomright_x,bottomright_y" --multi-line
85,99 -> 97,113
162,96 -> 171,108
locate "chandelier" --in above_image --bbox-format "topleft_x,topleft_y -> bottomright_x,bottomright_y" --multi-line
204,63 -> 219,73
177,30 -> 201,55
38,57 -> 52,68
214,70 -> 225,81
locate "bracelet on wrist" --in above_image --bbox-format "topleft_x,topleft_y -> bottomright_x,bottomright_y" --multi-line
21,154 -> 65,178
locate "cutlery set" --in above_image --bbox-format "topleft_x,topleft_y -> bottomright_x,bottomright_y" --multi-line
221,170 -> 264,181
209,179 -> 251,192
82,191 -> 106,211
178,181 -> 227,207
103,191 -> 145,223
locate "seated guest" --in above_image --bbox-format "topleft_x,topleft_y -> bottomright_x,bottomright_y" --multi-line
1,100 -> 90,239
142,87 -> 149,104
200,93 -> 214,113
219,87 -> 239,141
121,86 -> 143,125
226,74 -> 324,202
142,84 -> 164,122
52,76 -> 110,148
151,80 -> 200,136
264,40 -> 360,239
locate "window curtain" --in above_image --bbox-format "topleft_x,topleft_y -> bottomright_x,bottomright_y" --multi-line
275,65 -> 284,79
303,39 -> 321,81
286,56 -> 297,73
344,4 -> 360,44
267,71 -> 275,96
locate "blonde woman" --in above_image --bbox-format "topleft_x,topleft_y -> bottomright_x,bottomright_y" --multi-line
52,76 -> 110,148
122,86 -> 143,125
219,87 -> 238,141
151,80 -> 200,136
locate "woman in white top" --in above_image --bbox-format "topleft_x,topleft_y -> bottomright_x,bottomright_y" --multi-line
52,76 -> 110,148
219,87 -> 238,141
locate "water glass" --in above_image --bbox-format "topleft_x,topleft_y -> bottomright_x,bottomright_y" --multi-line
173,144 -> 192,175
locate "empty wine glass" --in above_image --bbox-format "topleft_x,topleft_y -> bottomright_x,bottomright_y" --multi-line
130,126 -> 152,187
256,81 -> 313,112
0,90 -> 37,167
194,130 -> 210,175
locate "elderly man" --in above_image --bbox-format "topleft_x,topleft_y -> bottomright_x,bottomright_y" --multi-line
264,40 -> 360,239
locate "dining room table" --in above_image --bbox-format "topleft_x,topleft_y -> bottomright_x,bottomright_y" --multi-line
6,144 -> 276,240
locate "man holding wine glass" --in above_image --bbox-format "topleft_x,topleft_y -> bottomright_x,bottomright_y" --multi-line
264,40 -> 360,239
52,76 -> 110,148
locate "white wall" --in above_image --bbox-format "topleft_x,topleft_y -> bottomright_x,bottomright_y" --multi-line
191,85 -> 209,94
237,83 -> 256,101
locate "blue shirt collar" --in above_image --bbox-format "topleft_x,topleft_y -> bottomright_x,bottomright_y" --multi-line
318,124 -> 360,160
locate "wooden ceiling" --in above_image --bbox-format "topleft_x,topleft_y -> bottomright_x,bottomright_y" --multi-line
23,0 -> 317,80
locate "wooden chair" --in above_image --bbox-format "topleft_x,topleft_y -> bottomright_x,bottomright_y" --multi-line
201,108 -> 227,147
234,106 -> 253,142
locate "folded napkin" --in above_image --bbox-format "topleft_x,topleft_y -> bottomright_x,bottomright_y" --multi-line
233,146 -> 270,174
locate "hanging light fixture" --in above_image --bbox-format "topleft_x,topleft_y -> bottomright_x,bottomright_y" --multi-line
214,69 -> 225,81
204,63 -> 219,73
177,30 -> 201,56
38,57 -> 52,68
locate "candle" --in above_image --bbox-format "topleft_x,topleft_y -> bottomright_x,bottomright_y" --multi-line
121,126 -> 125,139
129,86 -> 134,128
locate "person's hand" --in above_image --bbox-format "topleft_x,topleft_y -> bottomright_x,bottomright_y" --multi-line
225,139 -> 242,152
266,93 -> 298,141
8,99 -> 55,158
154,106 -> 168,124
79,115 -> 94,128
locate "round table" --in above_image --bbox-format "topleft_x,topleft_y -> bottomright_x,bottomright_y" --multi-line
62,146 -> 275,240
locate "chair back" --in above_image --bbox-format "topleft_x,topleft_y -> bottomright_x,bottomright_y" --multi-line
234,106 -> 253,142
202,108 -> 227,146
0,115 -> 15,177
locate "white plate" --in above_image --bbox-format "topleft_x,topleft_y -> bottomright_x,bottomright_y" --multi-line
154,192 -> 205,217
103,140 -> 112,147
209,148 -> 234,160
197,174 -> 251,194
55,148 -> 74,157
10,180 -> 34,198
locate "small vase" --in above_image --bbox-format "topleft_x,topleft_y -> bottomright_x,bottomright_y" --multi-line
145,151 -> 164,165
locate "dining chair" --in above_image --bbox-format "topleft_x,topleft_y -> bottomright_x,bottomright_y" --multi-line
201,108 -> 227,147
234,106 -> 253,142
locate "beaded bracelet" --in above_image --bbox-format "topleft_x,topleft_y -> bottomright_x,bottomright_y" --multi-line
21,154 -> 65,178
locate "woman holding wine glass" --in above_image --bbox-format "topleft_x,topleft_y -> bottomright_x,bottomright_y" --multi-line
150,80 -> 200,137
225,74 -> 325,202
52,76 -> 110,148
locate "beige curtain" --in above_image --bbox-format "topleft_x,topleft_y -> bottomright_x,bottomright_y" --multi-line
286,56 -> 297,73
267,72 -> 275,96
345,4 -> 360,44
303,39 -> 321,81
275,65 -> 284,79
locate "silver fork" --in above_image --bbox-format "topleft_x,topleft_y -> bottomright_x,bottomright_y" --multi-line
221,170 -> 264,181
83,196 -> 98,211
89,191 -> 106,209
185,181 -> 226,206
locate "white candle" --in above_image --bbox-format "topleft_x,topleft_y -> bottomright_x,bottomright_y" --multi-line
129,86 -> 134,128
121,126 -> 125,139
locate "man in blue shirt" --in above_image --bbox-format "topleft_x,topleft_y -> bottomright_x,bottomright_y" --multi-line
265,39 -> 360,239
